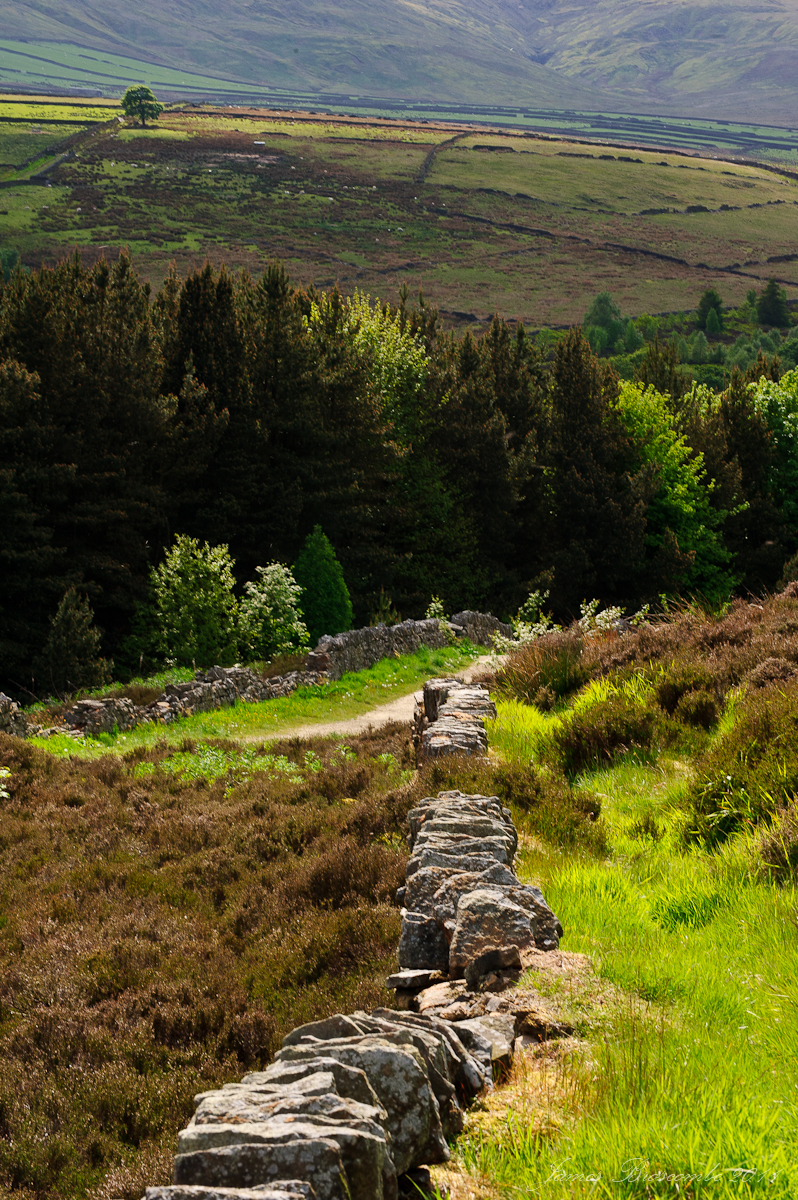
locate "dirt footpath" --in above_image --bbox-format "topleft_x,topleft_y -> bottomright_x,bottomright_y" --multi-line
260,655 -> 499,742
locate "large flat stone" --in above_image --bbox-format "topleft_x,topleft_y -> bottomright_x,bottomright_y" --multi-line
385,969 -> 447,991
281,1015 -> 367,1048
146,1186 -> 315,1200
173,1140 -> 346,1199
275,1036 -> 448,1175
244,1059 -> 380,1111
194,1073 -> 337,1108
175,1120 -> 394,1200
189,1091 -> 387,1135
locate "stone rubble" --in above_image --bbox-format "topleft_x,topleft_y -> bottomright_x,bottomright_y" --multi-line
0,693 -> 28,738
141,790 -> 565,1200
413,678 -> 496,762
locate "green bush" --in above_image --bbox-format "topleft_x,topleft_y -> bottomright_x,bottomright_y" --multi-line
496,629 -> 588,705
655,662 -> 716,715
33,588 -> 111,697
293,526 -> 353,646
674,687 -> 718,729
150,535 -> 239,668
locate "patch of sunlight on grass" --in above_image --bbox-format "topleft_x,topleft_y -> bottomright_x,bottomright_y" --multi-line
488,698 -> 559,762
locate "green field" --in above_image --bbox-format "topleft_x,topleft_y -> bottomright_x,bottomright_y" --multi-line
2,100 -> 797,328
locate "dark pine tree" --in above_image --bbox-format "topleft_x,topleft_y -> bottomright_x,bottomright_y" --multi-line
543,328 -> 648,614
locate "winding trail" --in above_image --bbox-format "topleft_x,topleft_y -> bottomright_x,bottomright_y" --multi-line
254,655 -> 499,742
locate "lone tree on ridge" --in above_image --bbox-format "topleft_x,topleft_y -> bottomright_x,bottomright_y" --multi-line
121,85 -> 164,128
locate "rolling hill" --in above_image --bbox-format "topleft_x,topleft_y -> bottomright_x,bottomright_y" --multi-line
2,0 -> 798,126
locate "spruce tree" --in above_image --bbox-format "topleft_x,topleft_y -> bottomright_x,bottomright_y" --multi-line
33,588 -> 111,697
543,328 -> 648,612
697,288 -> 724,331
757,279 -> 790,328
293,526 -> 353,646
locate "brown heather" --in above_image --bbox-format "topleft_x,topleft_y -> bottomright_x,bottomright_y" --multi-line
0,724 -> 417,1200
494,588 -> 798,703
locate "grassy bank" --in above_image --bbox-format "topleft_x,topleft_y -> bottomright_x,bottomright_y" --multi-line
441,601 -> 798,1197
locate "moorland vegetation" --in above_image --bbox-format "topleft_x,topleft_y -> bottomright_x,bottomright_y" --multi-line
5,589 -> 798,1197
4,103 -> 798,329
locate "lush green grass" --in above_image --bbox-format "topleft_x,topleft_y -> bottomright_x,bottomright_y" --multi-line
30,642 -> 481,759
453,651 -> 798,1197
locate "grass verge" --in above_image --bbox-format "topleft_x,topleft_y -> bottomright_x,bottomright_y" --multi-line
440,613 -> 798,1198
30,642 -> 481,759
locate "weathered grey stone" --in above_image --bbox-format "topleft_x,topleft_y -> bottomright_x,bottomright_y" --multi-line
408,791 -> 508,824
464,946 -> 522,992
146,1185 -> 316,1200
195,1073 -> 339,1108
245,1060 -> 380,1111
453,1015 -> 515,1079
282,1015 -> 367,1048
409,840 -> 511,873
448,889 -> 536,978
173,1141 -> 346,1199
275,1037 -> 448,1175
404,849 -> 498,881
175,1119 -> 395,1200
0,693 -> 27,738
448,612 -> 512,645
415,681 -> 495,761
402,866 -> 462,915
369,1009 -> 488,1098
342,1016 -> 462,1138
189,1090 -> 387,1135
63,696 -> 138,735
384,969 -> 446,991
397,911 -> 450,972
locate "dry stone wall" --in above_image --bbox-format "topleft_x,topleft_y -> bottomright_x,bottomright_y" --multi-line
307,613 -> 509,681
413,678 -> 496,761
142,789 -> 563,1200
3,613 -> 510,741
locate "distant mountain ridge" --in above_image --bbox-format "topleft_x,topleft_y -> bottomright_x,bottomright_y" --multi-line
2,0 -> 798,124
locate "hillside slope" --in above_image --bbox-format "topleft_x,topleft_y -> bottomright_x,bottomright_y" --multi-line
3,0 -> 798,123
